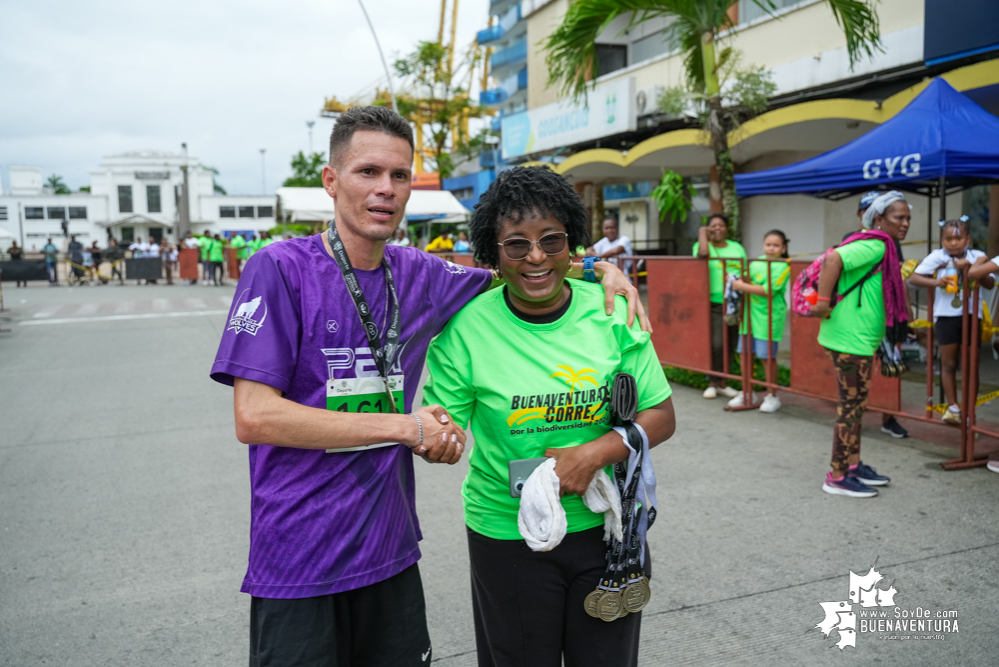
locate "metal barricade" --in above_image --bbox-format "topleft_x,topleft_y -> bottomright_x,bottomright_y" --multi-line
632,255 -> 996,469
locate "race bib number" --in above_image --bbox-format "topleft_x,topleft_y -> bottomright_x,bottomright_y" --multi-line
325,375 -> 405,453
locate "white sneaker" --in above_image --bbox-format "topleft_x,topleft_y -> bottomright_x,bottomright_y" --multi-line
718,386 -> 739,399
987,460 -> 999,474
727,392 -> 754,408
759,394 -> 782,413
703,386 -> 717,399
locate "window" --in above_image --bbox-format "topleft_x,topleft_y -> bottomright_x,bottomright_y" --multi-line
257,205 -> 274,218
69,207 -> 87,219
47,207 -> 66,220
632,29 -> 675,63
238,206 -> 255,218
595,44 -> 627,78
118,185 -> 133,213
450,187 -> 474,201
0,206 -> 7,220
147,185 -> 162,213
121,227 -> 134,242
25,207 -> 43,219
220,206 -> 236,218
740,0 -> 805,24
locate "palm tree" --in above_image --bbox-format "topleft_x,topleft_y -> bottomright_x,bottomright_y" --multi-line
543,0 -> 883,239
46,174 -> 71,195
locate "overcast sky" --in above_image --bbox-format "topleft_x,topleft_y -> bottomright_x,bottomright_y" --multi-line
0,0 -> 489,194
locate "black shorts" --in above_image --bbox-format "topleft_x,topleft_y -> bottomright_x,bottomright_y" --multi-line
935,315 -> 978,346
249,563 -> 432,667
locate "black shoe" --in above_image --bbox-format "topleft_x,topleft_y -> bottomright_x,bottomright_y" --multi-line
881,416 -> 909,438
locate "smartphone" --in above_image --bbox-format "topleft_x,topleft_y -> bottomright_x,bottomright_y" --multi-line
508,457 -> 548,498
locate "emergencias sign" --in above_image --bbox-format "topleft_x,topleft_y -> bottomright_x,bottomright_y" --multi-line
501,77 -> 636,159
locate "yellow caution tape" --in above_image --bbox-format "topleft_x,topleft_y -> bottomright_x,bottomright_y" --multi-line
930,389 -> 999,415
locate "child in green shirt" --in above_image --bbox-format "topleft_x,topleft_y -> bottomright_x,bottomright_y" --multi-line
729,230 -> 790,413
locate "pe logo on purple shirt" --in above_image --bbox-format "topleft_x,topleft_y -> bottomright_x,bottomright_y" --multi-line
326,320 -> 339,333
228,289 -> 268,336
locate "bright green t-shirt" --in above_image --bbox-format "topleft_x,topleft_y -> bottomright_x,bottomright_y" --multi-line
423,282 -> 672,541
198,236 -> 212,261
230,235 -> 247,259
248,239 -> 262,257
262,237 -> 276,247
692,240 -> 747,304
818,236 -> 886,356
208,239 -> 225,262
739,256 -> 790,341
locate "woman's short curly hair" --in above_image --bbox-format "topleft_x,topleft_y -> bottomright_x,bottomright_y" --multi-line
470,166 -> 591,267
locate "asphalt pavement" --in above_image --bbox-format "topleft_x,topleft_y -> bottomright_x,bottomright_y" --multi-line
1,282 -> 997,666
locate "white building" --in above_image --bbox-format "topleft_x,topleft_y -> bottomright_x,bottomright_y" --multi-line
0,152 -> 275,252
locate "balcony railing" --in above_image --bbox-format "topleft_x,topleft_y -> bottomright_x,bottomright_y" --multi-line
479,67 -> 527,106
477,3 -> 522,45
490,38 -> 527,70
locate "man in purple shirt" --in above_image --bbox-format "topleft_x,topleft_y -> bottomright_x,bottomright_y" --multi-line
211,106 -> 646,667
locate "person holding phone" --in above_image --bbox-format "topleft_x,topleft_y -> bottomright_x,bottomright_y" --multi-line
423,166 -> 676,667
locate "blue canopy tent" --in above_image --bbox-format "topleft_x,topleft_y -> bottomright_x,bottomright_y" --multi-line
734,78 -> 999,253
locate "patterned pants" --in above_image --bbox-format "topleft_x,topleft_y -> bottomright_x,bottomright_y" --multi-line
826,349 -> 873,474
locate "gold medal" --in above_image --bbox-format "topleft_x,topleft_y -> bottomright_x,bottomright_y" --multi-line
597,591 -> 623,622
623,581 -> 648,613
636,578 -> 652,610
584,590 -> 603,618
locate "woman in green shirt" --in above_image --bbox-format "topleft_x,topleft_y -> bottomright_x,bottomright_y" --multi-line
693,214 -> 747,399
811,191 -> 910,499
424,167 -> 675,667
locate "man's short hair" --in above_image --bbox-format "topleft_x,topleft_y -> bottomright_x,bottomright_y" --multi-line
329,106 -> 415,167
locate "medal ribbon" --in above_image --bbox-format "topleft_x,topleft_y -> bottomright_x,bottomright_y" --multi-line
327,222 -> 402,414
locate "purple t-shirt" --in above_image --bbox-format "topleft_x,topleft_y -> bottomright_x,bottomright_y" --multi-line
211,235 -> 491,598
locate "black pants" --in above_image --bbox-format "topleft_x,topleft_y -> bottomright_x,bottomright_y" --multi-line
710,302 -> 738,374
249,563 -> 432,667
467,526 -> 642,667
212,261 -> 225,285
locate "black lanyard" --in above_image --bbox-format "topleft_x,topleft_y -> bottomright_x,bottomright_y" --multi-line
327,221 -> 402,414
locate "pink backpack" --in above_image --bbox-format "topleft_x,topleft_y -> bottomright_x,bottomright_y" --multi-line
791,233 -> 882,317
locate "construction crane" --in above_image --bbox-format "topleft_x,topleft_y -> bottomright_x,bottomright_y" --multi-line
321,0 -> 495,174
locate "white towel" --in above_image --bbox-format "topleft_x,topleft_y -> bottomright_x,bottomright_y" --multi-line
517,458 -> 623,552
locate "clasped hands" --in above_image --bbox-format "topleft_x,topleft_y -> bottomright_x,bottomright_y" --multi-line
407,404 -> 465,465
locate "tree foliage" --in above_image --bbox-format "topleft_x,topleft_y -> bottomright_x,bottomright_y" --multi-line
282,152 -> 325,188
202,165 -> 227,194
389,40 -> 489,179
46,174 -> 71,195
543,0 -> 883,241
651,170 -> 696,225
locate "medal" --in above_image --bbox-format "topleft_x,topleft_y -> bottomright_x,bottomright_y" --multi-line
584,589 -> 603,618
597,591 -> 623,622
623,578 -> 649,613
952,297 -> 962,309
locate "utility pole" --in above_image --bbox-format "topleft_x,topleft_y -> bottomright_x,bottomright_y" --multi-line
260,149 -> 267,195
306,121 -> 316,155
179,143 -> 191,240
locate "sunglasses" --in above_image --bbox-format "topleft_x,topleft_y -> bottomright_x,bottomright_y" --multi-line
496,232 -> 568,261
